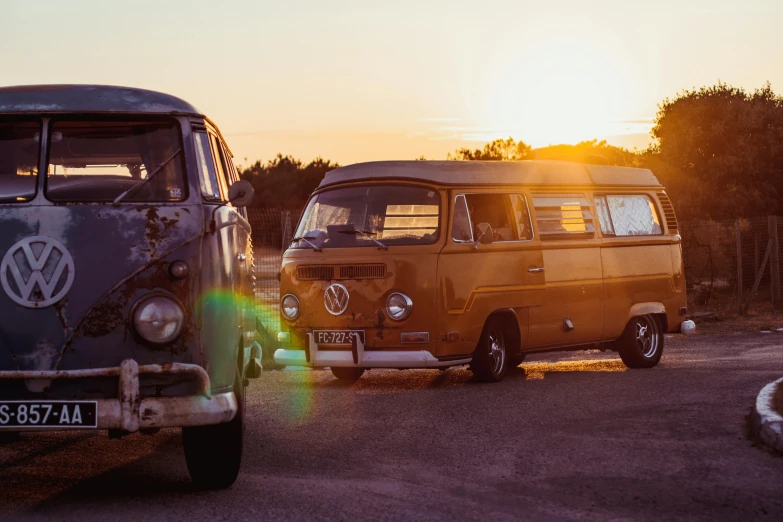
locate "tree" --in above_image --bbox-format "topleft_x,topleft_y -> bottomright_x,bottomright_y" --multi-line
238,154 -> 339,209
646,82 -> 783,220
533,139 -> 636,166
447,137 -> 533,161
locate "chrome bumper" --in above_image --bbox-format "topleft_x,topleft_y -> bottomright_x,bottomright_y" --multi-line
274,333 -> 471,369
0,359 -> 237,432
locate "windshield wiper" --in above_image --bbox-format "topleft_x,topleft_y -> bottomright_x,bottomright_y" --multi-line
291,236 -> 322,252
338,229 -> 388,250
112,147 -> 183,204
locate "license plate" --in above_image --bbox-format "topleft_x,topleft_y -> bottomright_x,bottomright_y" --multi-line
0,401 -> 98,429
313,330 -> 365,345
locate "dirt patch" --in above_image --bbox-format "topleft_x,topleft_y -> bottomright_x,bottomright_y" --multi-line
687,297 -> 783,335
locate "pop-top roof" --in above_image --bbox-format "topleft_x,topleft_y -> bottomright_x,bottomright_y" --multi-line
318,160 -> 662,189
0,84 -> 201,115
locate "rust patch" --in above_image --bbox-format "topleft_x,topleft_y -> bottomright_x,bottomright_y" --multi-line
141,407 -> 159,420
374,309 -> 386,340
79,299 -> 126,338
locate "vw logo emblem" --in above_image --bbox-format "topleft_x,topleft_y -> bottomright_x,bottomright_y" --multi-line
0,236 -> 75,309
324,283 -> 349,316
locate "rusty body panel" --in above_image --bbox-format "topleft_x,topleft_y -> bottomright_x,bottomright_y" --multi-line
0,85 -> 253,435
275,161 -> 687,373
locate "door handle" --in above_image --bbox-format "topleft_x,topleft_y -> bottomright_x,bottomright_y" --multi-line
528,267 -> 545,273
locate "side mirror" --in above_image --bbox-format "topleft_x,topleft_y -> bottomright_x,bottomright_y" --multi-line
228,180 -> 254,208
473,222 -> 494,250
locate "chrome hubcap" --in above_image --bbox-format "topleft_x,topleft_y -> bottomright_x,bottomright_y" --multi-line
635,317 -> 659,358
488,330 -> 506,375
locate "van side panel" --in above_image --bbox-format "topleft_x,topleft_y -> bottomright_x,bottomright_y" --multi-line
527,241 -> 605,347
600,239 -> 681,339
437,242 -> 544,357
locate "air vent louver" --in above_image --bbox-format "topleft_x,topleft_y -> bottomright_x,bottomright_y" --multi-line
657,192 -> 678,233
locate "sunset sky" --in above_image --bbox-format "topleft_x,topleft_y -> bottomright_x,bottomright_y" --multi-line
3,0 -> 782,166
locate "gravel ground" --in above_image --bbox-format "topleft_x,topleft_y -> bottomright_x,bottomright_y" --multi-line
1,333 -> 783,521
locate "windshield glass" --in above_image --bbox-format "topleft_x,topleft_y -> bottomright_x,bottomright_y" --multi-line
46,119 -> 186,202
294,185 -> 440,248
0,119 -> 40,203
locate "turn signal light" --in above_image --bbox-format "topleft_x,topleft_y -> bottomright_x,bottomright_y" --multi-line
446,331 -> 460,342
401,332 -> 429,344
277,332 -> 291,343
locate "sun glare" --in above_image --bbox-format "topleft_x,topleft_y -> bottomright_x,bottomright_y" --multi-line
484,39 -> 633,146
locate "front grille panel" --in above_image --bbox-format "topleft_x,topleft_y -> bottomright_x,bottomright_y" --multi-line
339,264 -> 386,279
297,265 -> 335,280
657,192 -> 678,233
296,264 -> 387,280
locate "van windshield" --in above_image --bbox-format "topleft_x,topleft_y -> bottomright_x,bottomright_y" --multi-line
46,119 -> 186,202
294,185 -> 440,249
0,119 -> 40,203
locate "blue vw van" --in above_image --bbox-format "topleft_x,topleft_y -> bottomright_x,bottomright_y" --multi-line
0,85 -> 259,488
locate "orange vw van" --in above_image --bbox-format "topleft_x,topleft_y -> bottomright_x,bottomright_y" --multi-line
274,161 -> 686,382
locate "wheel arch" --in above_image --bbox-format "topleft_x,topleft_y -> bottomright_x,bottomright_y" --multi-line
484,308 -> 522,357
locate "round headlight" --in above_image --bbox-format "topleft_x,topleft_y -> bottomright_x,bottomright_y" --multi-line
281,294 -> 300,320
386,292 -> 413,321
133,296 -> 184,344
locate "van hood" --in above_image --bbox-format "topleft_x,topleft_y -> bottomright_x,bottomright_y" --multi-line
0,204 -> 201,372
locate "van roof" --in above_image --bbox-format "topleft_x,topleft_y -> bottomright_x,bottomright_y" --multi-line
0,85 -> 202,115
318,160 -> 662,189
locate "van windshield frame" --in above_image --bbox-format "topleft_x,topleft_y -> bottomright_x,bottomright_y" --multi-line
293,184 -> 441,249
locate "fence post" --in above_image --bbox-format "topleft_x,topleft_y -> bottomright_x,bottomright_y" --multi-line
769,215 -> 781,308
736,220 -> 743,314
281,211 -> 291,251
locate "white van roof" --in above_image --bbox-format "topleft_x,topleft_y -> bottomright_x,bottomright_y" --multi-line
318,160 -> 662,189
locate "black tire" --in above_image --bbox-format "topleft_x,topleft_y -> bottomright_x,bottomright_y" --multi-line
617,314 -> 664,369
182,375 -> 245,489
509,353 -> 526,368
330,367 -> 365,382
470,317 -> 509,382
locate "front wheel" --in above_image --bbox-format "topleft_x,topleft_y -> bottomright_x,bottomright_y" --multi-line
182,376 -> 245,489
470,317 -> 508,382
330,367 -> 365,382
618,315 -> 664,369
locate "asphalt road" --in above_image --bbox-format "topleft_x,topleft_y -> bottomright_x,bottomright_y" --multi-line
2,333 -> 783,521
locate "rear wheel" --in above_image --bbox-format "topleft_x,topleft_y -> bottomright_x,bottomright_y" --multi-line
618,315 -> 664,369
470,317 -> 508,382
182,375 -> 245,489
330,367 -> 365,382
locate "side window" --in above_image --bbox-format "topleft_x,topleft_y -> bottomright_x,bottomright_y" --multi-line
194,131 -> 221,200
594,196 -> 615,235
463,193 -> 531,242
452,194 -> 473,242
603,194 -> 662,236
210,134 -> 229,200
508,194 -> 533,240
532,194 -> 596,239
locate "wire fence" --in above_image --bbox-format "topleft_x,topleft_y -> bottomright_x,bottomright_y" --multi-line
680,216 -> 783,314
248,208 -> 300,340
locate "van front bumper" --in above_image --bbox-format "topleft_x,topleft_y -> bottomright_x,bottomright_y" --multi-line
0,359 -> 236,432
274,333 -> 472,369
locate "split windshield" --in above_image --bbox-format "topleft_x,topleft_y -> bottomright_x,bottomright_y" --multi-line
294,185 -> 440,249
45,118 -> 186,202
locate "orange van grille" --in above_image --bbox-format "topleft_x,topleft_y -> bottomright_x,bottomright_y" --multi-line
339,264 -> 386,279
657,192 -> 679,233
296,264 -> 387,280
297,265 -> 335,280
